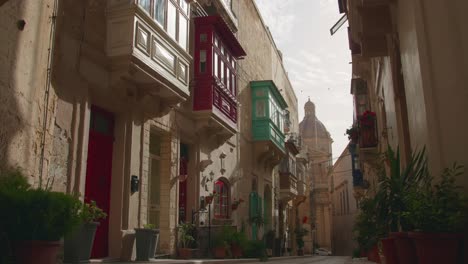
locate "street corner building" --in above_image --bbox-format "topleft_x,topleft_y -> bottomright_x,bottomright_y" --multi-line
0,0 -> 322,261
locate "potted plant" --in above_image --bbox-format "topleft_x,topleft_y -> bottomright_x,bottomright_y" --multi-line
353,196 -> 384,263
178,222 -> 196,259
0,169 -> 81,264
377,147 -> 430,264
230,230 -> 247,258
231,198 -> 244,211
294,227 -> 309,256
403,164 -> 468,264
212,232 -> 228,259
64,200 -> 107,263
345,124 -> 359,143
135,223 -> 159,261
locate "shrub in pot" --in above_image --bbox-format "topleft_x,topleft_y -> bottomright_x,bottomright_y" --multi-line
353,196 -> 384,263
402,164 -> 468,264
177,222 -> 196,259
0,170 -> 81,264
230,230 -> 247,258
135,223 -> 160,261
64,200 -> 107,263
212,231 -> 228,259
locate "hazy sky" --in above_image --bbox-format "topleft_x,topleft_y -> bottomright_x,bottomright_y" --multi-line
255,0 -> 353,161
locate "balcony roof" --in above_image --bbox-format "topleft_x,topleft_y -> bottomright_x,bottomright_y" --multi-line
250,80 -> 288,109
194,16 -> 246,58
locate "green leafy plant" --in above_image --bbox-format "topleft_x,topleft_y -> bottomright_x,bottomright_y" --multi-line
0,169 -> 81,242
345,125 -> 359,141
376,146 -> 430,233
178,222 -> 196,249
243,240 -> 267,259
402,163 -> 468,233
353,196 -> 386,252
294,227 -> 309,249
79,200 -> 107,223
143,223 -> 156,229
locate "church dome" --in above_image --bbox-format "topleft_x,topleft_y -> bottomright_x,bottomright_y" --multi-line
300,98 -> 331,139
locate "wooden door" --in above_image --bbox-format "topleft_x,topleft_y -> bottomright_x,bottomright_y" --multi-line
85,106 -> 114,258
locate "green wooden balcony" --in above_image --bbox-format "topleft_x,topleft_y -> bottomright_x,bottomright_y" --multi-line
251,80 -> 288,159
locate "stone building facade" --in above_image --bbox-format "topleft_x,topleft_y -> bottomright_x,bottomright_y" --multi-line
330,145 -> 358,256
0,0 -> 305,260
336,0 -> 468,261
299,99 -> 333,251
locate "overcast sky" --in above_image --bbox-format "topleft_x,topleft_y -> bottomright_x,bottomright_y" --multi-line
255,0 -> 353,161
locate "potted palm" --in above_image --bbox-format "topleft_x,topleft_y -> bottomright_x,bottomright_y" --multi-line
403,164 -> 467,264
377,147 -> 430,264
64,200 -> 107,263
135,223 -> 160,261
0,169 -> 80,264
178,222 -> 196,259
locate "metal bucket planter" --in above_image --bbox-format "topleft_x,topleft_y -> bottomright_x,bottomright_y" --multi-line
135,228 -> 159,261
64,222 -> 99,263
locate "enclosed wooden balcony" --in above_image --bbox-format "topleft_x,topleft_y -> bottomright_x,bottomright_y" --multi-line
251,81 -> 288,167
279,173 -> 298,201
192,16 -> 246,142
106,1 -> 192,113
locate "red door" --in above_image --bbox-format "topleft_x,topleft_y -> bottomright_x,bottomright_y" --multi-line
85,106 -> 114,258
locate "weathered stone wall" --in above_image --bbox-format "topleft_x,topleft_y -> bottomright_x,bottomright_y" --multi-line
0,0 -> 58,188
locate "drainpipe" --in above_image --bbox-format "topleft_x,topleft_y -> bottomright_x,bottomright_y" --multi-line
38,0 -> 59,188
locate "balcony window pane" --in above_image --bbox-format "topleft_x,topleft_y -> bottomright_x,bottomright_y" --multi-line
180,0 -> 189,14
154,0 -> 166,26
232,75 -> 236,95
200,50 -> 206,73
179,14 -> 188,49
167,1 -> 177,40
139,0 -> 151,13
220,60 -> 224,83
214,36 -> 219,47
256,100 -> 266,118
214,52 -> 218,78
226,68 -> 230,92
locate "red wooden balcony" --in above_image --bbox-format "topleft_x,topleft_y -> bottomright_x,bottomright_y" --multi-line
192,16 -> 246,139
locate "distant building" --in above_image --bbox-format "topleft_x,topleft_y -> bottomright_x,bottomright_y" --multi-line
299,99 -> 333,251
330,145 -> 358,256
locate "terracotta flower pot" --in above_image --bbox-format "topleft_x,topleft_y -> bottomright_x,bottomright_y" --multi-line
231,244 -> 242,258
178,248 -> 193,259
213,246 -> 226,259
14,240 -> 61,264
408,232 -> 462,264
381,237 -> 398,264
390,232 -> 417,264
367,244 -> 381,263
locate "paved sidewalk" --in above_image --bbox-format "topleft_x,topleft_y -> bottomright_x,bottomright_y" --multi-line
87,255 -> 376,264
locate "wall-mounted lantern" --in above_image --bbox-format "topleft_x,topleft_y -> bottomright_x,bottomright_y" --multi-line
131,175 -> 139,193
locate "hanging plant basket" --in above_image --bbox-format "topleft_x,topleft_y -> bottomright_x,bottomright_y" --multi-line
205,196 -> 214,205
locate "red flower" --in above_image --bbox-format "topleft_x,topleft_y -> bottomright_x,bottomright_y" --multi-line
302,216 -> 308,224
